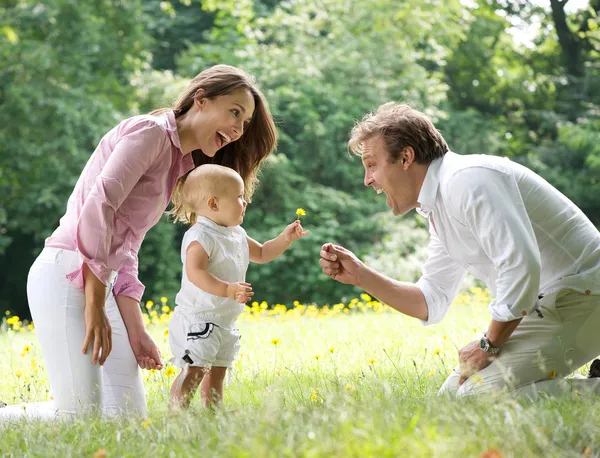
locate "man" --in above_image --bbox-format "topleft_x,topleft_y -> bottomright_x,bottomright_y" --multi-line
319,102 -> 600,397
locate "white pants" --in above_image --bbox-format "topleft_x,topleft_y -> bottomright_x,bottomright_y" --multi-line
440,289 -> 600,398
0,248 -> 146,421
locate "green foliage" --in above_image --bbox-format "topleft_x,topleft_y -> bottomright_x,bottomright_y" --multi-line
1,0 -> 598,316
0,0 -> 151,313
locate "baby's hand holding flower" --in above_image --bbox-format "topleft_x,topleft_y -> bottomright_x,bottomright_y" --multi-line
284,220 -> 310,242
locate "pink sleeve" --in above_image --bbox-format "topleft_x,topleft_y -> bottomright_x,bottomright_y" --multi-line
113,250 -> 145,302
66,121 -> 165,290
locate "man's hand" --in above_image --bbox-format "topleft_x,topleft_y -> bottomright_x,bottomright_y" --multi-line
227,282 -> 254,303
283,220 -> 310,242
129,331 -> 163,370
458,340 -> 496,385
319,243 -> 365,286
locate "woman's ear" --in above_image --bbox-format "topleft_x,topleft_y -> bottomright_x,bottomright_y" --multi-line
194,89 -> 207,110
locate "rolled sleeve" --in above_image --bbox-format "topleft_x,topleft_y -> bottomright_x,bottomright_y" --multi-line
416,226 -> 466,326
114,253 -> 145,302
449,168 -> 542,321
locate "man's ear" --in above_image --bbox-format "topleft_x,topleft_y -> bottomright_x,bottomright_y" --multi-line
401,146 -> 416,169
207,196 -> 219,211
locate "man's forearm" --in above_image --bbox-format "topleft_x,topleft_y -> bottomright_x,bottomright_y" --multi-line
486,318 -> 521,348
359,266 -> 429,320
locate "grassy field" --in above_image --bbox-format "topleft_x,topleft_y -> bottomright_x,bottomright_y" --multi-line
1,290 -> 599,457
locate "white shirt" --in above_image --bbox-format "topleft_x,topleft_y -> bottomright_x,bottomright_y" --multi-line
415,152 -> 600,325
175,216 -> 249,328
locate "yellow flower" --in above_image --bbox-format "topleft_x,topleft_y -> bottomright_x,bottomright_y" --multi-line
427,369 -> 436,377
329,347 -> 335,353
165,367 -> 176,377
142,419 -> 152,429
345,384 -> 353,392
163,329 -> 169,336
271,338 -> 280,345
145,300 -> 154,309
295,208 -> 306,217
368,359 -> 376,365
160,296 -> 168,304
23,345 -> 31,353
161,305 -> 170,313
314,355 -> 320,360
15,370 -> 22,378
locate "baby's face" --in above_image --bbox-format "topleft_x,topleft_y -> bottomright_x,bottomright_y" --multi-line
213,175 -> 247,227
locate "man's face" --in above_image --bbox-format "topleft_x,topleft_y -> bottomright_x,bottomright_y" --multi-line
361,136 -> 418,216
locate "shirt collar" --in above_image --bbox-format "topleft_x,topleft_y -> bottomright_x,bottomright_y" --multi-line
165,110 -> 183,152
164,110 -> 195,177
416,154 -> 444,218
197,216 -> 236,236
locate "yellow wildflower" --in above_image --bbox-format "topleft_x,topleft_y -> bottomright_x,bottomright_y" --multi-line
314,355 -> 320,360
296,208 -> 306,217
271,339 -> 280,345
160,296 -> 168,303
145,300 -> 154,309
329,347 -> 335,353
142,419 -> 152,429
161,305 -> 170,313
23,345 -> 31,353
15,370 -> 22,378
163,329 -> 169,336
165,367 -> 176,377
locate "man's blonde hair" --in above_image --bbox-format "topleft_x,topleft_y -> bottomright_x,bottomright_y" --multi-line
169,164 -> 243,225
348,103 -> 448,164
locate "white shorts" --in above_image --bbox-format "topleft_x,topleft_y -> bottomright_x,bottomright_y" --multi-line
169,311 -> 241,369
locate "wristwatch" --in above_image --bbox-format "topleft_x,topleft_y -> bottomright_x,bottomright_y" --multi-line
479,334 -> 501,355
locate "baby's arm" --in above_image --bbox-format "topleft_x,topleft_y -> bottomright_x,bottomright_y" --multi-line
186,241 -> 253,303
248,220 -> 309,264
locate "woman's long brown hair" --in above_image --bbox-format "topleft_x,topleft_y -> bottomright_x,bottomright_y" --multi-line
152,65 -> 277,223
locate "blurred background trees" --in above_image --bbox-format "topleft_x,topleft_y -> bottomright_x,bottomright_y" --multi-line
1,0 -> 598,316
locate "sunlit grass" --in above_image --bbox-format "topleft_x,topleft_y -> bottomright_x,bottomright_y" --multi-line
1,289 -> 599,457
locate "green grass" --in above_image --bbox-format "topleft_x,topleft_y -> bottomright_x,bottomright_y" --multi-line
1,301 -> 599,457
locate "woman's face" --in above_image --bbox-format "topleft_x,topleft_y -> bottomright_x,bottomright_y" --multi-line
189,87 -> 256,157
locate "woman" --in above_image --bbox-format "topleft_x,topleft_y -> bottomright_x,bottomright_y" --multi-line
1,65 -> 277,419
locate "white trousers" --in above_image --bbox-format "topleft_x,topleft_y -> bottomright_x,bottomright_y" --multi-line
440,289 -> 600,398
0,247 -> 146,421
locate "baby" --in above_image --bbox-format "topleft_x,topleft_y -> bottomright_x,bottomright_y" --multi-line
168,164 -> 308,410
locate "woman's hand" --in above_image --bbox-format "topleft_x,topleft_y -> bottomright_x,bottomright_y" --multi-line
129,331 -> 164,370
82,302 -> 112,365
82,264 -> 112,365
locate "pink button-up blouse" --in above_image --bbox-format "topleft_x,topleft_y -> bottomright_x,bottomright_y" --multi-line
45,110 -> 195,302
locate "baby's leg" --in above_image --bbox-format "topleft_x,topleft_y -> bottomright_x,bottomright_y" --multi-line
200,367 -> 227,408
170,366 -> 207,410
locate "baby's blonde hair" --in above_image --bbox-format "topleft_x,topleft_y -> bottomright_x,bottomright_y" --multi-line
170,164 -> 243,225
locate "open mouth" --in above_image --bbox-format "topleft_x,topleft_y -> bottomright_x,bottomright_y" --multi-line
216,130 -> 231,148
